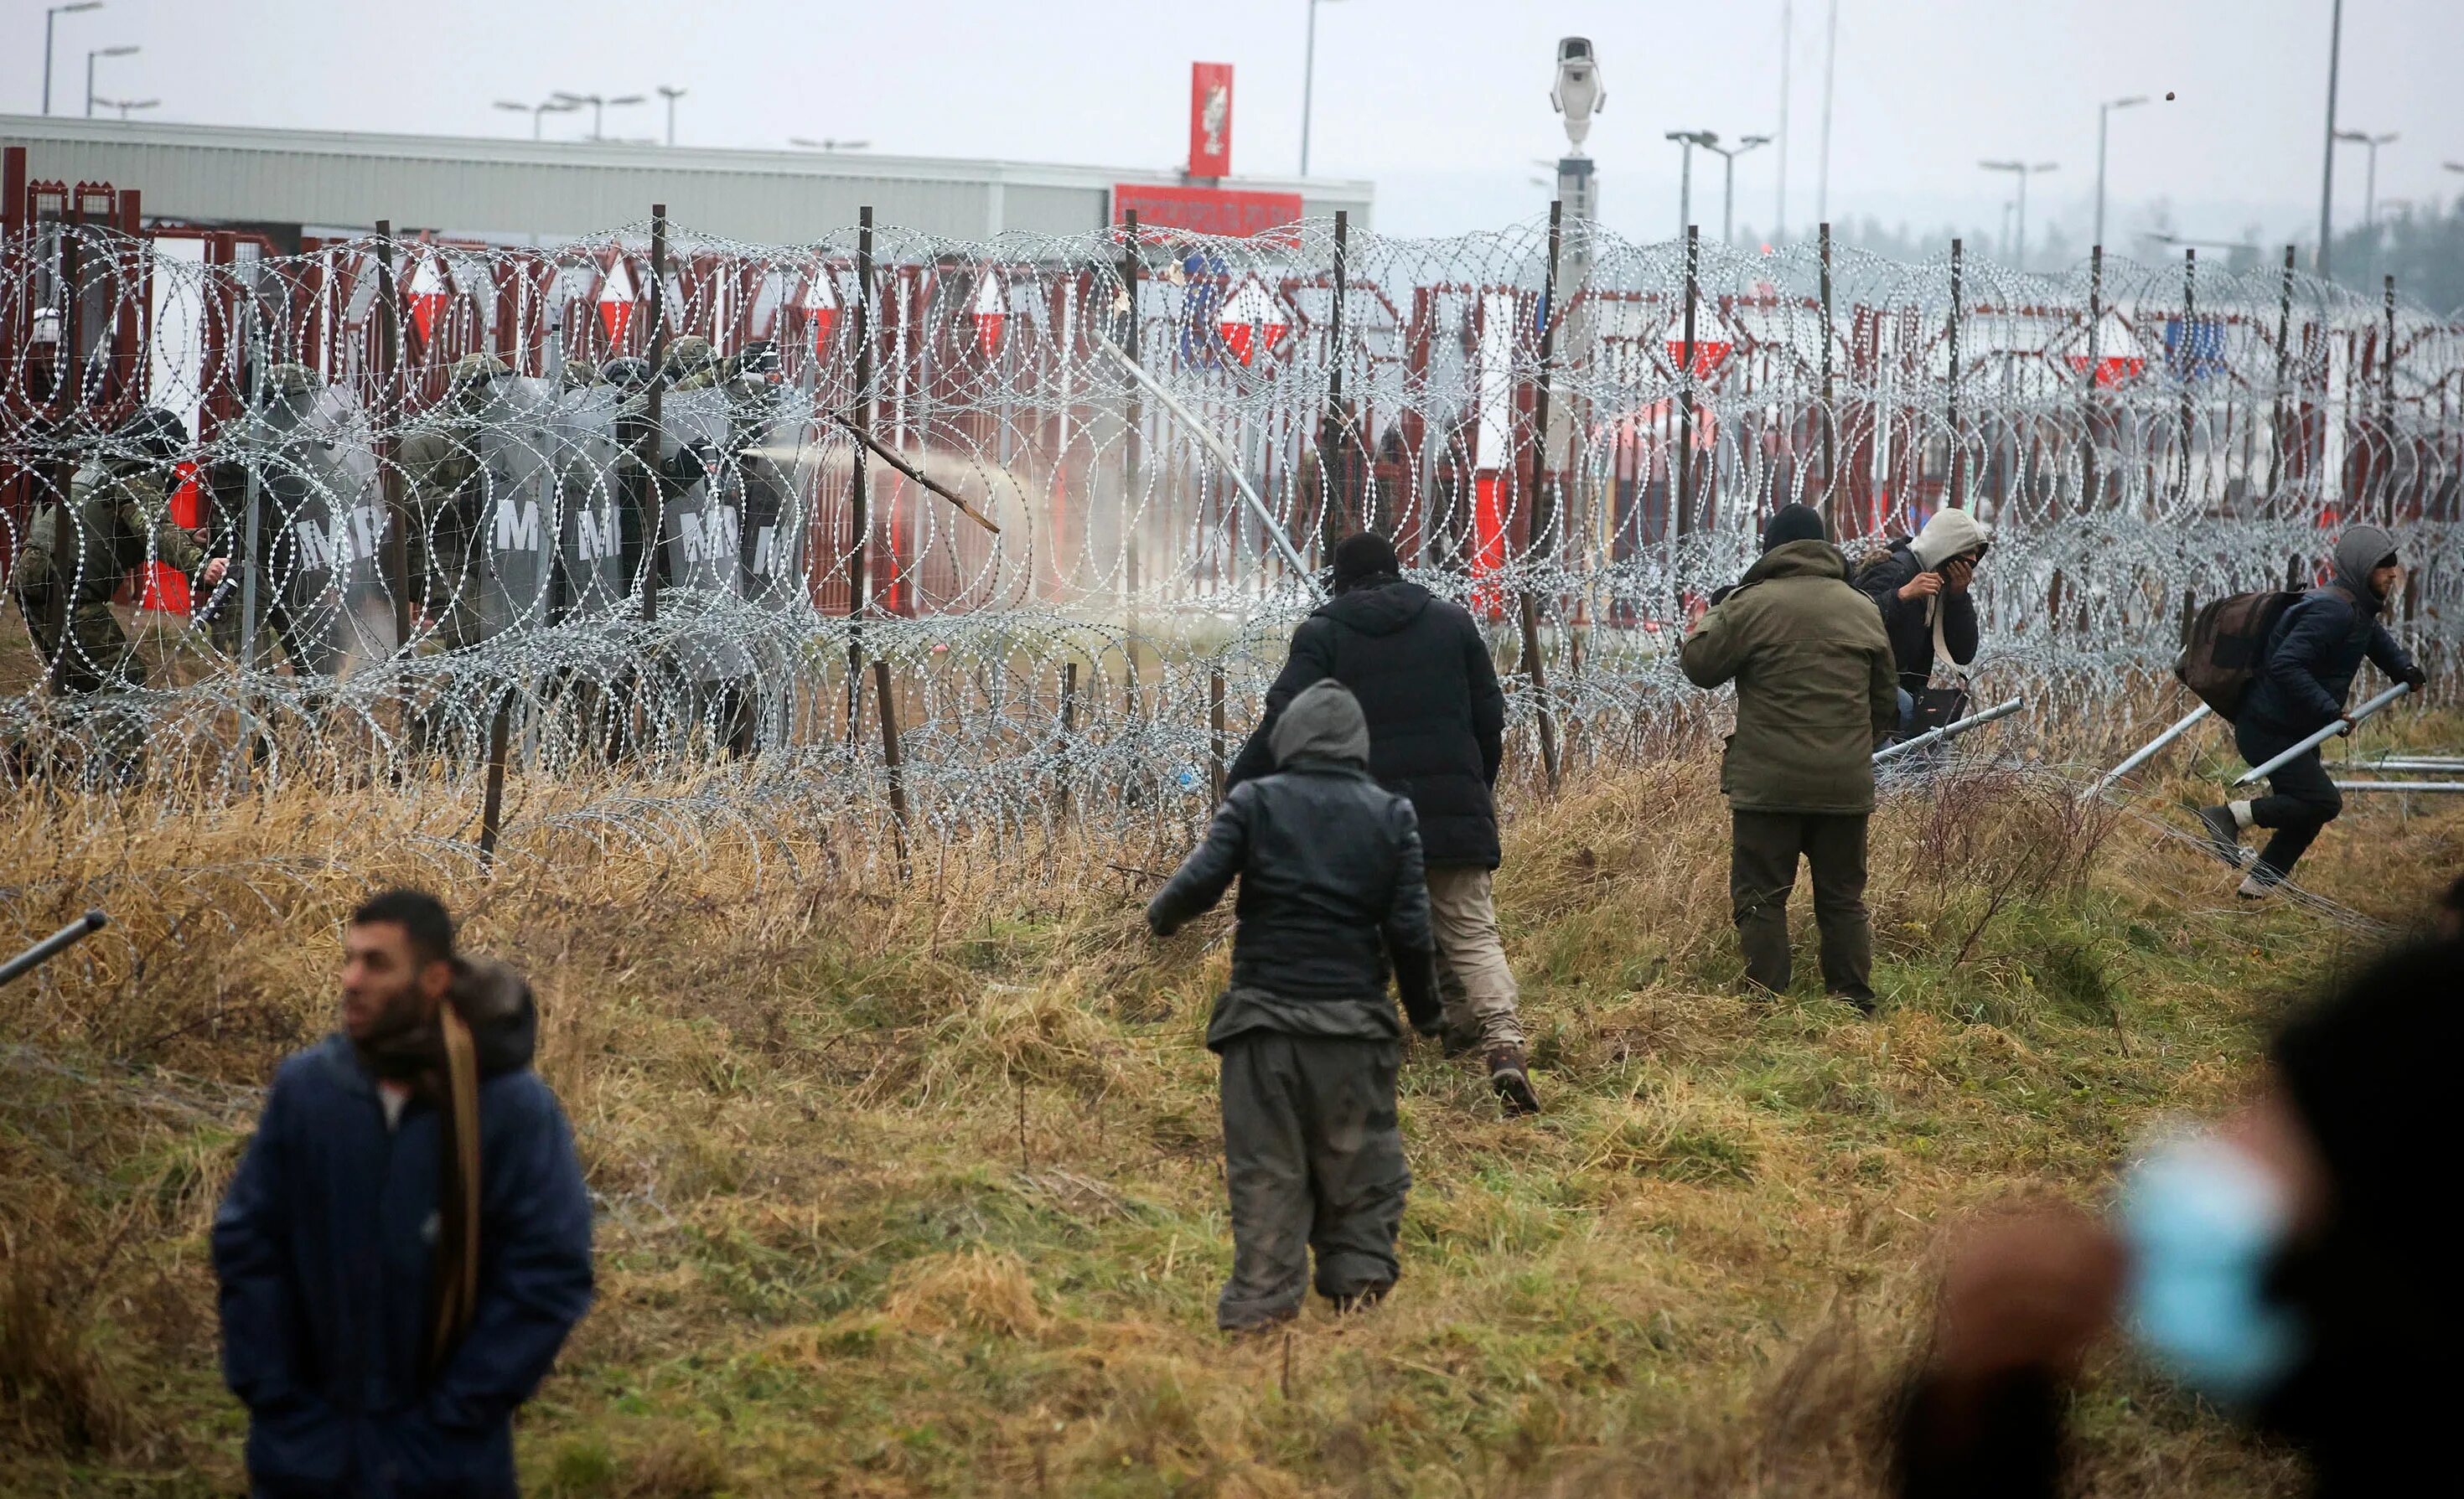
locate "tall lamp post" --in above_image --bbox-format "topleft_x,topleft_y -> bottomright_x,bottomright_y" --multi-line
42,3 -> 102,116
2317,0 -> 2344,279
1666,130 -> 1714,239
657,85 -> 687,147
1698,132 -> 1772,243
2093,94 -> 2147,250
494,98 -> 577,141
1300,0 -> 1349,176
1979,158 -> 2058,267
85,43 -> 136,119
553,90 -> 645,142
2332,129 -> 2397,225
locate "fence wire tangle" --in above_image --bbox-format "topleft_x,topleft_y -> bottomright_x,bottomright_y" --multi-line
0,213 -> 2456,828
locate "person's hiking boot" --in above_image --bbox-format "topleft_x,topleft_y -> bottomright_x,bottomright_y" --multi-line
1828,986 -> 1878,1016
2193,804 -> 2245,866
1487,1046 -> 1540,1118
1330,1282 -> 1392,1316
2238,870 -> 2278,902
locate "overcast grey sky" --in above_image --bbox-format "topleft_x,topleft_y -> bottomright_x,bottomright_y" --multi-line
8,0 -> 2461,251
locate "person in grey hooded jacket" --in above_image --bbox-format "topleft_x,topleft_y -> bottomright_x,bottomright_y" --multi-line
2196,525 -> 2425,897
1147,679 -> 1443,1331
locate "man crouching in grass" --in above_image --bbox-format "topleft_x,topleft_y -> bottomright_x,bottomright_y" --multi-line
1147,679 -> 1444,1331
212,890 -> 593,1497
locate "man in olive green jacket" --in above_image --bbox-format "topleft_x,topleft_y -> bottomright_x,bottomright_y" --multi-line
1679,505 -> 1898,1008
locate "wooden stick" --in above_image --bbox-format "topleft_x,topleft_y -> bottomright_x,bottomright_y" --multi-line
830,413 -> 1001,535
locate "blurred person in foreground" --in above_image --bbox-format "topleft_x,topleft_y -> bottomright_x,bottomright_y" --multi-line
1680,504 -> 1899,1010
1227,531 -> 1536,1116
1150,680 -> 1445,1331
1898,932 -> 2463,1498
213,890 -> 593,1498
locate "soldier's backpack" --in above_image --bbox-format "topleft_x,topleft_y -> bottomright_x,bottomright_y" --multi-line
2174,589 -> 2347,721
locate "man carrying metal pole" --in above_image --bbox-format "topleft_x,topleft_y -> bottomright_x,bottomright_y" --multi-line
2193,526 -> 2425,898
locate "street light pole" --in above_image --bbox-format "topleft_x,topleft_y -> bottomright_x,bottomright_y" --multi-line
1696,134 -> 1773,243
1301,0 -> 1348,176
657,85 -> 686,147
94,95 -> 156,121
2318,0 -> 2343,279
1666,130 -> 1708,240
1816,0 -> 1838,224
2334,129 -> 2397,224
2094,94 -> 2148,250
554,90 -> 646,142
43,3 -> 103,116
1979,159 -> 2058,267
85,43 -> 136,119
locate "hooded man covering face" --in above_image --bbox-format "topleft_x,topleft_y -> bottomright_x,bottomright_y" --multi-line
1856,508 -> 1992,730
2195,525 -> 2425,897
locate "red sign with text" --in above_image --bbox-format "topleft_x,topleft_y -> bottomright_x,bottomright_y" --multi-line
1115,184 -> 1302,239
1189,62 -> 1234,177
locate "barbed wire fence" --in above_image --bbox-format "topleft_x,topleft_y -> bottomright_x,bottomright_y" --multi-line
1,210 -> 2457,888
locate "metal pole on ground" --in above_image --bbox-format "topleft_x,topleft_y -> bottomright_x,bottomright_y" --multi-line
1873,695 -> 2025,764
2234,683 -> 2411,786
0,910 -> 108,989
2078,703 -> 2212,801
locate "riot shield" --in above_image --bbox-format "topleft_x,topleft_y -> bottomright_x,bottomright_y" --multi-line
551,383 -> 629,619
732,397 -> 821,614
469,376 -> 561,638
250,385 -> 391,675
656,387 -> 753,680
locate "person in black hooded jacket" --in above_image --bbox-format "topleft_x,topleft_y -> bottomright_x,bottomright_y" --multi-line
1225,531 -> 1536,1116
213,890 -> 593,1499
1150,680 -> 1444,1331
2194,525 -> 2425,897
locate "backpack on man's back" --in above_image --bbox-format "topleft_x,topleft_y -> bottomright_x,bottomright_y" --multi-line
2175,588 -> 2351,721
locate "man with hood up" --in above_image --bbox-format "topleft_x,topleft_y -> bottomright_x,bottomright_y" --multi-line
1682,505 -> 1900,1009
1150,680 -> 1445,1331
213,890 -> 593,1497
1856,507 -> 1991,729
1226,532 -> 1537,1117
2195,526 -> 2425,897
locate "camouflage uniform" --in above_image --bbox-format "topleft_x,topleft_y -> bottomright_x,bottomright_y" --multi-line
16,455 -> 213,694
396,352 -> 507,650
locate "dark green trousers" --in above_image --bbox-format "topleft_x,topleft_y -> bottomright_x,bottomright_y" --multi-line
1216,1032 -> 1407,1330
1730,809 -> 1874,1003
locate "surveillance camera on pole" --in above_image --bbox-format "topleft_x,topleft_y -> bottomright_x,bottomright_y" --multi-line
1550,37 -> 1603,154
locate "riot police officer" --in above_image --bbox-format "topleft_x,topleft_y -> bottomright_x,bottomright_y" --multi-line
396,352 -> 508,650
14,407 -> 228,695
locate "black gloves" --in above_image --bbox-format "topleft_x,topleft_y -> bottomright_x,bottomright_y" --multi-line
2399,664 -> 2428,692
1395,944 -> 1445,1036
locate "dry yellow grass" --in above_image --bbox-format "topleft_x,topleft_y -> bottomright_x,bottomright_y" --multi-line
2,716 -> 2456,1496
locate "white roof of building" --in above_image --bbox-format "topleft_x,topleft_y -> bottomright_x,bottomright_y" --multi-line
2,115 -> 1373,245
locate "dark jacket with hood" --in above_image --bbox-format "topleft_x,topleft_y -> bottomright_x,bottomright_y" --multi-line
2240,525 -> 2420,738
212,959 -> 593,1499
1152,680 -> 1443,1046
1225,577 -> 1507,869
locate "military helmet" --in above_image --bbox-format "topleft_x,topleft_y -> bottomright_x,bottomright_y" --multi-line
114,406 -> 188,464
262,362 -> 321,397
446,351 -> 510,391
662,334 -> 715,369
600,356 -> 654,390
560,358 -> 600,390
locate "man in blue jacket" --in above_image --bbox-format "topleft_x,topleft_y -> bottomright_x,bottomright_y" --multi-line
213,890 -> 593,1497
2196,526 -> 2425,897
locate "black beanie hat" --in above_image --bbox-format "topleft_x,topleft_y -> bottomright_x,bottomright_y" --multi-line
1761,503 -> 1828,552
1332,531 -> 1401,590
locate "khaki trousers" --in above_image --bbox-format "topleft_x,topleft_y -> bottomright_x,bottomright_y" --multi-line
1424,865 -> 1524,1049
